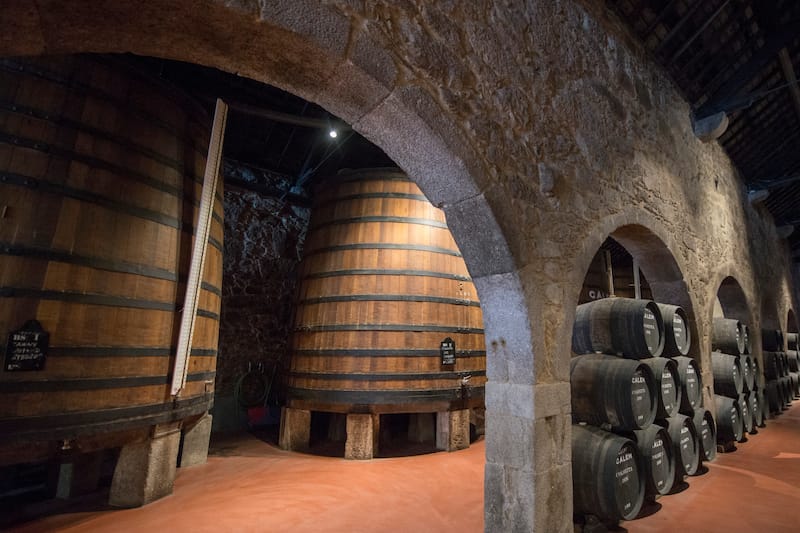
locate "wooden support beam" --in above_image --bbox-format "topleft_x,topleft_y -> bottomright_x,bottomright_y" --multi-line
654,0 -> 705,55
171,99 -> 227,397
694,22 -> 800,117
778,48 -> 800,125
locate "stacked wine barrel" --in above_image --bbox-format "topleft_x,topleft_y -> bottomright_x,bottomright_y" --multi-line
763,329 -> 799,413
711,318 -> 762,446
571,298 -> 711,523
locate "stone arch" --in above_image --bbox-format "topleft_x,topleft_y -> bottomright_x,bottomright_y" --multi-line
0,2 -> 534,531
569,212 -> 702,360
707,270 -> 756,362
713,275 -> 754,325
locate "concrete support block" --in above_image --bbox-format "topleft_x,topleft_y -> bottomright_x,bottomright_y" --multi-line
407,413 -> 435,443
278,407 -> 310,452
179,414 -> 212,468
345,413 -> 379,460
55,451 -> 103,499
109,422 -> 181,508
436,409 -> 470,452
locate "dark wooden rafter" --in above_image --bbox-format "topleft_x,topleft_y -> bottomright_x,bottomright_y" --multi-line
653,0 -> 707,55
667,0 -> 732,66
693,22 -> 800,117
609,0 -> 800,253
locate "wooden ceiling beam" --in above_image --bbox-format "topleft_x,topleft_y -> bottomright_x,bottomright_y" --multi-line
778,47 -> 800,125
693,22 -> 800,117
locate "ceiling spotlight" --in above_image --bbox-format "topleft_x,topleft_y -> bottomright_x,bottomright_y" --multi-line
329,130 -> 338,138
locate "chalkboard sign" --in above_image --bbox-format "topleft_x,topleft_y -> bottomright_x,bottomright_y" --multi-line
4,320 -> 49,371
440,337 -> 456,366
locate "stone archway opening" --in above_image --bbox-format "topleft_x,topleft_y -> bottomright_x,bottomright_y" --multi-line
715,276 -> 753,326
574,225 -> 701,360
0,3 -> 534,531
570,224 -> 702,525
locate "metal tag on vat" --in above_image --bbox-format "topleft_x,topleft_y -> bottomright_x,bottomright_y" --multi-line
440,337 -> 456,366
4,319 -> 49,371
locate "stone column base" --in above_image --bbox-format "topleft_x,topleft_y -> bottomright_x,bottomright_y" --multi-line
436,409 -> 470,451
278,407 -> 310,451
345,413 -> 379,460
109,422 -> 181,507
179,414 -> 212,468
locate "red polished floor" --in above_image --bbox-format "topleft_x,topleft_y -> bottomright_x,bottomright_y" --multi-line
9,402 -> 800,533
624,401 -> 800,533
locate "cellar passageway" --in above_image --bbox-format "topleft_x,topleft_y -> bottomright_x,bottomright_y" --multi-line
8,402 -> 800,532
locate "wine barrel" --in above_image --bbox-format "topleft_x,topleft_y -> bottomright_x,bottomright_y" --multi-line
570,354 -> 657,430
711,352 -> 743,398
742,324 -> 752,354
657,303 -> 690,356
788,350 -> 799,373
631,424 -> 675,496
572,424 -> 645,522
791,372 -> 800,398
712,317 -> 744,355
714,395 -> 743,443
692,408 -> 717,462
673,356 -> 703,414
762,329 -> 784,352
781,352 -> 790,377
763,352 -> 782,380
572,297 -> 664,358
641,357 -> 681,418
752,356 -> 763,390
658,414 -> 700,477
738,393 -> 753,435
288,169 -> 486,414
780,377 -> 792,407
787,333 -> 798,351
747,390 -> 762,429
0,56 -> 219,454
741,355 -> 754,392
765,380 -> 781,413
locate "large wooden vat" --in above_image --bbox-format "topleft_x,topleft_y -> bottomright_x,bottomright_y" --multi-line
0,55 -> 221,460
287,168 -> 485,414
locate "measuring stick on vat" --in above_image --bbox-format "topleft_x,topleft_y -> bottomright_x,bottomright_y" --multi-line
171,98 -> 228,397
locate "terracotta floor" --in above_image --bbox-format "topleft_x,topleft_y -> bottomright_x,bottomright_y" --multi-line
9,401 -> 800,533
624,400 -> 800,533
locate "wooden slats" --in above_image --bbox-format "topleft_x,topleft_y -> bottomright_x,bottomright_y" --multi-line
0,55 -> 220,437
289,170 -> 485,410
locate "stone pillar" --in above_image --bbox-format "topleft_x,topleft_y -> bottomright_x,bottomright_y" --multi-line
179,414 -> 213,468
474,271 -> 541,533
436,409 -> 470,451
344,413 -> 379,460
278,407 -> 310,451
109,422 -> 181,508
55,451 -> 104,499
408,413 -> 435,443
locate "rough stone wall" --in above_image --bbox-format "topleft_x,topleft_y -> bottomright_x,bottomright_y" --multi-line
217,163 -> 310,397
2,1 -> 798,531
306,2 -> 798,529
